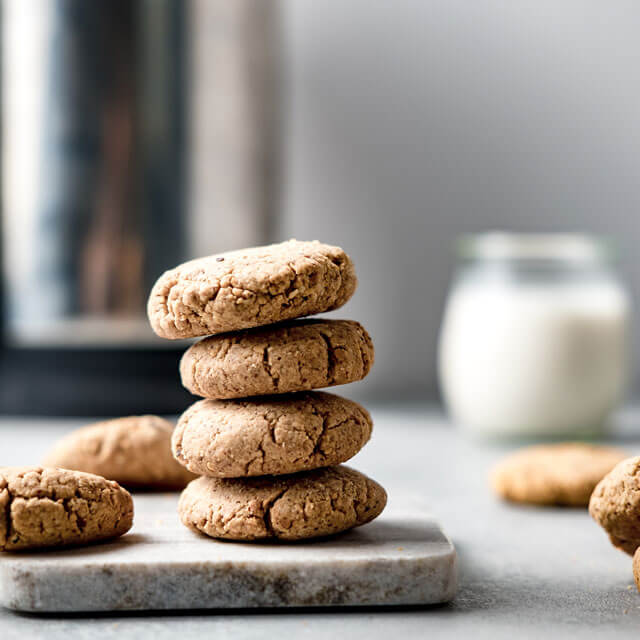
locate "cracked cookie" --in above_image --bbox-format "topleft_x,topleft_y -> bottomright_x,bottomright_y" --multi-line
43,416 -> 196,490
180,319 -> 374,399
148,239 -> 357,340
0,467 -> 133,551
178,465 -> 386,541
490,443 -> 626,506
589,456 -> 640,555
172,392 -> 373,477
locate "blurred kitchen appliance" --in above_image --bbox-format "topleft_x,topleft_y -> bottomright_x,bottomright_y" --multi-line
0,0 -> 279,415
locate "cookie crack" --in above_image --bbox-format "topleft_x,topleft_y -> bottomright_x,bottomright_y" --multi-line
305,401 -> 351,464
316,330 -> 336,384
61,497 -> 87,534
245,410 -> 278,475
262,346 -> 280,391
281,262 -> 302,305
329,494 -> 349,519
244,438 -> 267,475
263,488 -> 289,537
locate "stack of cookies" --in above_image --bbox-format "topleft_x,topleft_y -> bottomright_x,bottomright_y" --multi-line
147,240 -> 387,541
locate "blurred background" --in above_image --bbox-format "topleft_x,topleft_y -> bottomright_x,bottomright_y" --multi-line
1,0 -> 640,415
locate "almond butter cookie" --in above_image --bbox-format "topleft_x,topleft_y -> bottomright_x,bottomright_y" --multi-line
172,392 -> 372,478
589,456 -> 640,555
178,465 -> 386,541
43,416 -> 196,490
0,467 -> 133,551
180,319 -> 374,399
147,240 -> 357,340
490,443 -> 627,506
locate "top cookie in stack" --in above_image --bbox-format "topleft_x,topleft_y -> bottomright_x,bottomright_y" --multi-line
147,239 -> 386,542
148,239 -> 357,340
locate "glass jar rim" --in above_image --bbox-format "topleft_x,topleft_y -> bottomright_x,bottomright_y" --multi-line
457,232 -> 615,263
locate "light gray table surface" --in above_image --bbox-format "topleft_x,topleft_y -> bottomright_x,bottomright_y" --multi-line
1,405 -> 640,639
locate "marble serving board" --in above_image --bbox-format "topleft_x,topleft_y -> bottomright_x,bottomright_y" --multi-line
0,493 -> 457,613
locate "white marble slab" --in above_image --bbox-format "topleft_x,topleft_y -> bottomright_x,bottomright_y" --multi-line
0,493 -> 457,613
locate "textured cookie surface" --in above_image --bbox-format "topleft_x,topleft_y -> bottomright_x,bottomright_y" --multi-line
180,319 -> 374,399
148,240 -> 357,339
491,443 -> 627,506
43,416 -> 196,490
0,467 -> 133,551
172,392 -> 373,478
178,465 -> 387,541
589,456 -> 640,555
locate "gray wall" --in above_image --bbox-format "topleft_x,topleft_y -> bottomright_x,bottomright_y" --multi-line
279,0 -> 640,401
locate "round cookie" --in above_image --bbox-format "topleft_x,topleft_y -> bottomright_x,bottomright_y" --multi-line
43,416 -> 197,490
148,239 -> 357,340
0,467 -> 133,551
172,392 -> 373,478
180,319 -> 374,400
490,443 -> 627,506
178,465 -> 387,541
589,456 -> 640,555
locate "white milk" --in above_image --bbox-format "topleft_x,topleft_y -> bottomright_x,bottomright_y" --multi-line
438,237 -> 631,437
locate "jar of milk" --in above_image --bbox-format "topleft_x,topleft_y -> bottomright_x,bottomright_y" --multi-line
438,233 -> 631,438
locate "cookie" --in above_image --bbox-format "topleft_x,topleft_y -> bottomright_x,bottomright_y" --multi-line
43,416 -> 196,490
180,319 -> 374,399
172,392 -> 372,478
0,467 -> 133,551
589,456 -> 640,555
490,443 -> 627,506
147,240 -> 357,339
178,465 -> 386,541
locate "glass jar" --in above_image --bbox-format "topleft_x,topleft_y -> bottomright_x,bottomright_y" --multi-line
437,233 -> 631,438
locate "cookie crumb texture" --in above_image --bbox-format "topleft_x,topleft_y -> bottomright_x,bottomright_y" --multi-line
180,319 -> 374,399
589,456 -> 640,555
0,467 -> 133,551
178,465 -> 387,541
147,240 -> 357,340
43,416 -> 196,490
491,443 -> 627,506
172,392 -> 373,477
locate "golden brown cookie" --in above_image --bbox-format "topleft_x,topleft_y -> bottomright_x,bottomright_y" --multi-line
0,467 -> 133,551
147,240 -> 357,340
42,416 -> 196,490
172,392 -> 372,478
490,443 -> 627,506
589,456 -> 640,555
180,319 -> 374,400
178,465 -> 387,541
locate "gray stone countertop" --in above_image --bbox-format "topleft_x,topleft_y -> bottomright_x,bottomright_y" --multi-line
2,404 -> 640,639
